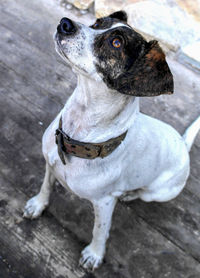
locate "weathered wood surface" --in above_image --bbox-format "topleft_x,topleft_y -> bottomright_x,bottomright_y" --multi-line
0,0 -> 200,277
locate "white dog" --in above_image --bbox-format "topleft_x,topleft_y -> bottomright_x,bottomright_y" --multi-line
23,11 -> 200,271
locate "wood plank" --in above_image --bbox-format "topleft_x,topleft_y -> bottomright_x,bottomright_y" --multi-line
0,62 -> 61,129
0,175 -> 85,278
124,190 -> 200,261
190,145 -> 200,182
0,23 -> 75,105
0,1 -> 60,56
0,0 -> 94,54
0,257 -> 20,278
0,0 -> 93,103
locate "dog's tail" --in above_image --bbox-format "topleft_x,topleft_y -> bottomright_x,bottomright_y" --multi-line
182,115 -> 200,152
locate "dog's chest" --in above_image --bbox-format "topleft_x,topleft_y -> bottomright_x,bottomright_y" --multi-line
47,148 -> 120,199
42,116 -> 121,199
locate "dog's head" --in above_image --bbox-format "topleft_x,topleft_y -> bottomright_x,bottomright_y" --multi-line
55,11 -> 173,97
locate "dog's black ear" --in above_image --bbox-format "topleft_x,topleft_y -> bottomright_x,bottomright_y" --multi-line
109,11 -> 128,22
114,40 -> 174,97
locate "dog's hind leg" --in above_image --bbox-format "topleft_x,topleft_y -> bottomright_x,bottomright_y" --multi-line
79,196 -> 117,271
138,166 -> 189,203
23,163 -> 55,219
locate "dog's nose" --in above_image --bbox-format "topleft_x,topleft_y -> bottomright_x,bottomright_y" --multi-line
57,18 -> 77,35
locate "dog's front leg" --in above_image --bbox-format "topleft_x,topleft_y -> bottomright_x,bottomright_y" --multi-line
23,163 -> 55,219
79,196 -> 117,271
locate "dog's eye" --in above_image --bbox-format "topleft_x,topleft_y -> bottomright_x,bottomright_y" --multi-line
93,22 -> 99,28
112,38 -> 122,48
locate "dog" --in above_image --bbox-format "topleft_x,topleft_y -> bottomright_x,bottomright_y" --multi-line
23,11 -> 200,271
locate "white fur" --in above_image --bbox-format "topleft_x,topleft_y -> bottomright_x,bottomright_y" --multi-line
24,19 -> 200,271
183,115 -> 200,152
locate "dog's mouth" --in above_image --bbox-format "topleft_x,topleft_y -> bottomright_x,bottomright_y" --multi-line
54,33 -> 69,58
54,32 -> 64,48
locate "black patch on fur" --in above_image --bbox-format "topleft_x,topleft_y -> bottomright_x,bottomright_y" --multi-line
109,11 -> 128,22
93,24 -> 174,97
90,17 -> 114,30
90,11 -> 127,30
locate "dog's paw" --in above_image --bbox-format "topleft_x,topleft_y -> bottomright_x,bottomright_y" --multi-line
79,245 -> 103,271
23,194 -> 48,219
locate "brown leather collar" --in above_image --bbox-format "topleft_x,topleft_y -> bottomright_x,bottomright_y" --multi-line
55,117 -> 127,164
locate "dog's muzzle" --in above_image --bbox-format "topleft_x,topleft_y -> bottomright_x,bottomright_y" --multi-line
57,18 -> 77,35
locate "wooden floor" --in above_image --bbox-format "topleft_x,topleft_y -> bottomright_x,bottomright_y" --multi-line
1,0 -> 200,277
